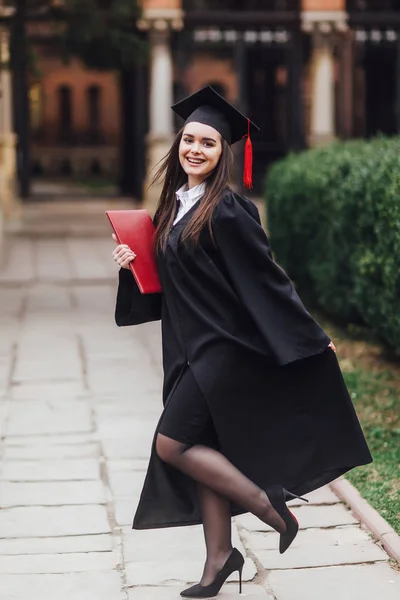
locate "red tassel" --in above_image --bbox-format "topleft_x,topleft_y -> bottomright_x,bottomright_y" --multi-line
243,119 -> 253,189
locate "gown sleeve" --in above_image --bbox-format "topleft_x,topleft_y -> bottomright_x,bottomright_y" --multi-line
114,209 -> 162,327
115,268 -> 162,326
212,192 -> 330,366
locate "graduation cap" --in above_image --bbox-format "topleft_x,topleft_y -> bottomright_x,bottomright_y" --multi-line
171,85 -> 260,189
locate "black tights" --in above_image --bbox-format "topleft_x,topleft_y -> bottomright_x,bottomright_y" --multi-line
156,434 -> 286,585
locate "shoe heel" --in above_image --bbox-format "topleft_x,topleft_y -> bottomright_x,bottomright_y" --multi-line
283,489 -> 309,503
238,565 -> 243,594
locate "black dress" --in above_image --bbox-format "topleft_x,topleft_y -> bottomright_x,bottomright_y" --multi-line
115,188 -> 372,530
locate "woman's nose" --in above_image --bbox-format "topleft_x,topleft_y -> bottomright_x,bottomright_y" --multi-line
191,142 -> 201,153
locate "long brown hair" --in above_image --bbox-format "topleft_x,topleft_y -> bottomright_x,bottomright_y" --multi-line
152,127 -> 234,254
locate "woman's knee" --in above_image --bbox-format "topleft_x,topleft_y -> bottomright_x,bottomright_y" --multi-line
155,433 -> 184,464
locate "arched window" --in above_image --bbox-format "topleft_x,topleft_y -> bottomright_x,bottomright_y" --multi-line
29,83 -> 43,132
58,85 -> 73,144
87,85 -> 102,143
29,83 -> 44,141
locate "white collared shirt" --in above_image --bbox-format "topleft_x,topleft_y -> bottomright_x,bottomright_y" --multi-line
173,181 -> 206,225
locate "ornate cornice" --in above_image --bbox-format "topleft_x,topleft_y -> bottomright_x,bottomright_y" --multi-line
137,8 -> 184,32
302,10 -> 348,34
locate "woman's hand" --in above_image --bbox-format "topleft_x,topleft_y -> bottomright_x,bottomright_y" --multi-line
112,233 -> 136,269
328,341 -> 336,353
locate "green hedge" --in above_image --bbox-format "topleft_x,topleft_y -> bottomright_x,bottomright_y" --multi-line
265,137 -> 400,353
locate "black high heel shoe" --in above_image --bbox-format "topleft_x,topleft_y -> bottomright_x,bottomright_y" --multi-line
180,547 -> 244,598
265,484 -> 309,554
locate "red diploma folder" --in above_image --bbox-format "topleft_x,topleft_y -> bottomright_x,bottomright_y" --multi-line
106,209 -> 162,294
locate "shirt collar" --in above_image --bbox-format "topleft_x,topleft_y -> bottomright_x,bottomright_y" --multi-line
176,181 -> 206,205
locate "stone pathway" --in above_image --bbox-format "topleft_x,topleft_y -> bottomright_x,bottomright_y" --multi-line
0,222 -> 399,599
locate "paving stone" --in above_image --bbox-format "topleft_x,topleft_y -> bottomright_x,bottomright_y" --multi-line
256,541 -> 387,569
3,442 -> 99,460
5,433 -> 96,446
12,359 -> 81,383
0,534 -> 113,555
6,400 -> 92,436
0,356 -> 12,387
0,480 -> 106,506
115,499 -> 137,526
125,558 -> 257,587
241,525 -> 371,552
9,381 -> 87,400
72,285 -> 116,313
16,330 -> 77,358
93,396 -> 161,417
236,504 -> 358,532
1,459 -> 100,481
0,402 -> 8,437
268,563 -> 400,600
0,551 -> 116,573
0,570 -> 124,600
0,505 -> 110,538
290,486 -> 340,506
108,470 -> 146,497
0,288 -> 26,316
106,458 -> 148,472
127,584 -> 270,599
123,525 -> 244,563
95,417 -> 155,447
0,239 -> 35,283
102,439 -> 148,459
25,282 -> 72,310
88,376 -> 160,398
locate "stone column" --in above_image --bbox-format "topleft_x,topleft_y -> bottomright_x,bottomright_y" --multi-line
309,34 -> 335,146
138,9 -> 183,216
302,10 -> 347,147
0,26 -> 20,266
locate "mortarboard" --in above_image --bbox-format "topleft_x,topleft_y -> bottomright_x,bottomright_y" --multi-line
171,85 -> 260,189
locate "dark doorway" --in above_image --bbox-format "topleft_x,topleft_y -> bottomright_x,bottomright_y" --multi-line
246,47 -> 289,193
364,45 -> 396,136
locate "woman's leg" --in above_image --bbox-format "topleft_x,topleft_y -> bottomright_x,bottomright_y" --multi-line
156,434 -> 286,533
197,484 -> 233,586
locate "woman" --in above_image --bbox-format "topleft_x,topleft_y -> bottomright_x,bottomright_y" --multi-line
112,86 -> 372,598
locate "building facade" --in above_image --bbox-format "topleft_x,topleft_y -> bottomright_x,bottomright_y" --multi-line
2,0 -> 400,210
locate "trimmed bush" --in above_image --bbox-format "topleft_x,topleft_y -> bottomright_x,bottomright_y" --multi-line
265,137 -> 400,353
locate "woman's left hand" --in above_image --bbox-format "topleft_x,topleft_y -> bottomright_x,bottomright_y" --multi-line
328,341 -> 336,353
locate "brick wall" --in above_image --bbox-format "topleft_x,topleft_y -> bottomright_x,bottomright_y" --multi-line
182,54 -> 238,103
141,0 -> 181,9
302,0 -> 345,9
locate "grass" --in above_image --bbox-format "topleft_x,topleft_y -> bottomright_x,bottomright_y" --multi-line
319,317 -> 400,535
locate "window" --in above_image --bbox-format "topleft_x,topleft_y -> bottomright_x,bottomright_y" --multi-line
58,85 -> 73,144
183,1 -> 300,9
347,0 -> 400,9
87,85 -> 102,143
29,83 -> 43,137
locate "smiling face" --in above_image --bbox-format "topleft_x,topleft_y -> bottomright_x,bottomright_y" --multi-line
179,122 -> 223,188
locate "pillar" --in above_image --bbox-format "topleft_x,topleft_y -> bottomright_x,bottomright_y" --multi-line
0,26 -> 20,265
137,7 -> 183,216
302,7 -> 348,147
338,29 -> 354,139
309,34 -> 335,146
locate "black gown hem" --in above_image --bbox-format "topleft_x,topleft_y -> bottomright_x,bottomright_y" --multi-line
131,460 -> 371,530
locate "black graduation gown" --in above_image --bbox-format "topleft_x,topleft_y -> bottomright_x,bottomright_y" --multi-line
115,189 -> 372,530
